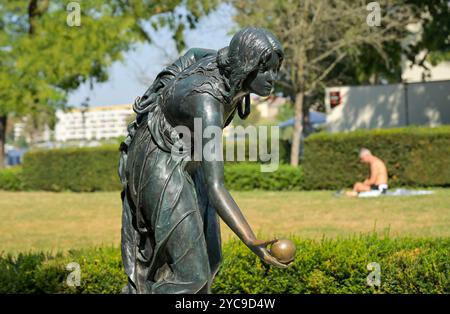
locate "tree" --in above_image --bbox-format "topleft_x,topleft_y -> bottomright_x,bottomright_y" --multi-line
405,0 -> 450,71
230,0 -> 420,165
0,0 -> 218,167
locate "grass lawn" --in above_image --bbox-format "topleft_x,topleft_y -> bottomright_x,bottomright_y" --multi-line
0,189 -> 449,254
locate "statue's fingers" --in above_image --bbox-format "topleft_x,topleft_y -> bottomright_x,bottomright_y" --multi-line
263,253 -> 288,269
250,239 -> 265,246
261,239 -> 279,247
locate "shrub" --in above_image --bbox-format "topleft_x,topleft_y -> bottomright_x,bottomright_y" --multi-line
22,145 -> 121,192
0,236 -> 448,294
20,146 -> 301,192
224,163 -> 303,190
303,126 -> 450,190
214,235 -> 450,294
0,247 -> 125,294
18,125 -> 450,192
0,167 -> 26,191
224,136 -> 290,164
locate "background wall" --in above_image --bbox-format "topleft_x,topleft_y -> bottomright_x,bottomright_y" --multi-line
325,80 -> 450,132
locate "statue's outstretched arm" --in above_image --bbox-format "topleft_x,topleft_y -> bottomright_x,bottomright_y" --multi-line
194,94 -> 287,269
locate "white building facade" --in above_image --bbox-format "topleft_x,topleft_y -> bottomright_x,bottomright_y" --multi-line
325,80 -> 450,133
54,104 -> 133,142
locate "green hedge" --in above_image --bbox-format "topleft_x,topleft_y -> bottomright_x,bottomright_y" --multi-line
17,146 -> 302,192
224,136 -> 290,164
10,126 -> 450,192
0,166 -> 26,191
303,126 -> 450,190
224,163 -> 303,190
22,145 -> 121,192
1,236 -> 449,293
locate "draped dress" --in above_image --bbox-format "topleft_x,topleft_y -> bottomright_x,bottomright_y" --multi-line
118,54 -> 236,294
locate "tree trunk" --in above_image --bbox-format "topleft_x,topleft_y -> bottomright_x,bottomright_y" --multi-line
28,0 -> 49,35
0,115 -> 6,169
290,92 -> 304,166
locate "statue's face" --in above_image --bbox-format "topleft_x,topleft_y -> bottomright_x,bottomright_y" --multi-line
245,52 -> 281,96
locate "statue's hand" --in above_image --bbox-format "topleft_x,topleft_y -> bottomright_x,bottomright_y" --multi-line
246,239 -> 291,269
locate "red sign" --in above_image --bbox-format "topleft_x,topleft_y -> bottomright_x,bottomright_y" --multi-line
329,91 -> 341,108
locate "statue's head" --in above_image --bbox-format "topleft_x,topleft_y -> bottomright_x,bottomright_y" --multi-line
217,27 -> 284,98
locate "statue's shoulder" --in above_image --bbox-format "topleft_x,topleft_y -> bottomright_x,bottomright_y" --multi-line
168,56 -> 230,104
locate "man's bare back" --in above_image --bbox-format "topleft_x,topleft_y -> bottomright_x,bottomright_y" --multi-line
346,148 -> 388,196
369,157 -> 388,186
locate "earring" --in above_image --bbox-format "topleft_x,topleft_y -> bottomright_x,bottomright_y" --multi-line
238,94 -> 251,120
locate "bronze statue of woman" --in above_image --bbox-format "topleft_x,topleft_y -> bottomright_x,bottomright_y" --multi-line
119,27 -> 287,294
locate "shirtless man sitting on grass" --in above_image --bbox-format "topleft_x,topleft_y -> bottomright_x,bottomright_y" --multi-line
346,148 -> 388,197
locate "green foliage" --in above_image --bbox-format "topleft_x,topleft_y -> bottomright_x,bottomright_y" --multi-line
0,167 -> 26,191
232,108 -> 261,127
276,101 -> 295,123
0,0 -> 219,115
214,236 -> 450,294
224,134 -> 290,164
14,125 -> 450,192
406,0 -> 450,66
1,1 -> 134,117
0,247 -> 126,294
18,142 -> 296,192
225,163 -> 303,191
230,0 -> 422,165
1,236 -> 449,294
22,145 -> 121,192
303,126 -> 450,190
0,0 -> 218,165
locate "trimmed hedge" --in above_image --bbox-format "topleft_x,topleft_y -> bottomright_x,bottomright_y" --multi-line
22,145 -> 121,192
224,136 -> 290,164
303,126 -> 450,190
0,167 -> 26,191
17,146 -> 302,192
1,236 -> 449,294
9,125 -> 449,192
224,163 -> 303,190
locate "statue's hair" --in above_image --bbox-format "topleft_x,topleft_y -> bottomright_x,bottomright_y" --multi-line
217,27 -> 283,98
216,27 -> 283,120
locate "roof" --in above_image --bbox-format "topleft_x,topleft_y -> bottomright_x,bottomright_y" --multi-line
63,104 -> 133,113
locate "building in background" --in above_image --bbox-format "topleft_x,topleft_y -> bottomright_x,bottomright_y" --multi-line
324,18 -> 450,133
12,104 -> 134,146
325,80 -> 450,133
402,21 -> 450,83
325,52 -> 450,133
325,80 -> 450,132
54,104 -> 133,142
13,119 -> 52,144
402,56 -> 450,83
13,97 -> 288,149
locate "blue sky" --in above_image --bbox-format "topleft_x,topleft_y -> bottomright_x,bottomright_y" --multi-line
67,3 -> 236,108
